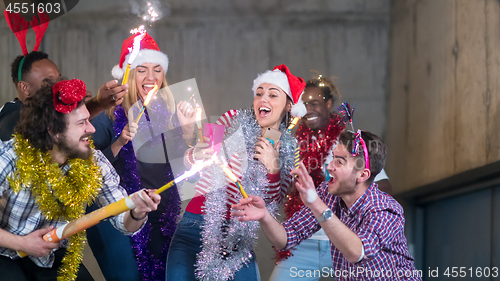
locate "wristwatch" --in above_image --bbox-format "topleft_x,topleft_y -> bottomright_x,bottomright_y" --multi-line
317,208 -> 333,222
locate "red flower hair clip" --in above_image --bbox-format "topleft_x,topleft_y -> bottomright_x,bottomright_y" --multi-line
52,79 -> 87,114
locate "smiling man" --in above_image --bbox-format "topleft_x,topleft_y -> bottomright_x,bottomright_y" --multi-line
233,130 -> 420,281
0,79 -> 160,281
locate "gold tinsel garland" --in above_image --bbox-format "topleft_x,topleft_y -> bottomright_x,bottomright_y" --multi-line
8,134 -> 102,281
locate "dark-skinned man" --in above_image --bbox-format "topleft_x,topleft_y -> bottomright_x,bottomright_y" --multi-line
0,51 -> 128,141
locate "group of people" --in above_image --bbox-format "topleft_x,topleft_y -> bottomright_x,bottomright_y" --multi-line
0,27 -> 420,281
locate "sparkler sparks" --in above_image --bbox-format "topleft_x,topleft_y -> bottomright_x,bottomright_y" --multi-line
130,0 -> 169,25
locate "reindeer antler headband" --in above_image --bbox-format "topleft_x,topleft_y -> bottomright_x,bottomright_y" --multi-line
4,10 -> 50,82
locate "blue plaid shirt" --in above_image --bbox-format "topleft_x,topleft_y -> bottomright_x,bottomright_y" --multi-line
0,139 -> 140,268
282,182 -> 421,281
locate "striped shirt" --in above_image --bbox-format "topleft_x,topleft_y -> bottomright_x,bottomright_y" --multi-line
282,182 -> 421,281
0,140 -> 139,268
186,109 -> 290,214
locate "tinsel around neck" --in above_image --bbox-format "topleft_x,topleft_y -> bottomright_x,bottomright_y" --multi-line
113,105 -> 181,281
195,107 -> 295,281
8,134 -> 102,221
8,134 -> 102,281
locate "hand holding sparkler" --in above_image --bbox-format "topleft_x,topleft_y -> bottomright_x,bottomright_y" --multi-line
118,122 -> 138,146
111,122 -> 138,158
231,195 -> 268,222
17,157 -> 215,258
291,162 -> 318,204
193,137 -> 214,160
176,101 -> 197,144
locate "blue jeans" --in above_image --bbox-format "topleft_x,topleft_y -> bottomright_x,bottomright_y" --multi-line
269,239 -> 335,281
166,211 -> 260,281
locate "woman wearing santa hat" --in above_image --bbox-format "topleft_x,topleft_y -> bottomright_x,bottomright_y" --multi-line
87,30 -> 197,281
166,65 -> 306,281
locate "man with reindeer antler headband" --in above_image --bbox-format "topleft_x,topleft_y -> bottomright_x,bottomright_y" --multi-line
0,79 -> 161,281
233,108 -> 421,281
0,10 -> 128,142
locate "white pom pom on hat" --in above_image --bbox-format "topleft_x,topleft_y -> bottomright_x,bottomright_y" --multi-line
111,65 -> 124,79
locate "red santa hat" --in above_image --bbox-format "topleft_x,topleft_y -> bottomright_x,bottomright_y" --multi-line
252,64 -> 307,118
111,31 -> 169,79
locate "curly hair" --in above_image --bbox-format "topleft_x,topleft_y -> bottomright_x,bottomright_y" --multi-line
15,78 -> 86,152
338,130 -> 387,183
10,51 -> 50,83
305,76 -> 341,105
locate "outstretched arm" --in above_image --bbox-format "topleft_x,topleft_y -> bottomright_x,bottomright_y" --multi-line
291,162 -> 364,263
232,195 -> 288,250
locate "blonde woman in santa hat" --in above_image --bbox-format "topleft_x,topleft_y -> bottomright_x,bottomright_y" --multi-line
166,65 -> 306,281
86,30 -> 197,281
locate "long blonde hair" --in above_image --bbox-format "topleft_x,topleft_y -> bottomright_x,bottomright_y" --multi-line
106,68 -> 176,129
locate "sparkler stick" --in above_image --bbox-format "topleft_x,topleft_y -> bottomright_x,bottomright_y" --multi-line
122,28 -> 145,85
17,158 -> 214,258
288,117 -> 300,132
294,146 -> 300,169
220,161 -> 248,198
293,146 -> 301,178
134,84 -> 158,124
195,106 -> 204,142
155,159 -> 213,194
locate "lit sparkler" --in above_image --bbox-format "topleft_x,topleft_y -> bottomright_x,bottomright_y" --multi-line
220,159 -> 248,198
122,26 -> 146,85
17,156 -> 215,258
134,84 -> 158,123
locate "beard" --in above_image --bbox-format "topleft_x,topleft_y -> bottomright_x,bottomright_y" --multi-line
55,133 -> 92,160
328,168 -> 358,196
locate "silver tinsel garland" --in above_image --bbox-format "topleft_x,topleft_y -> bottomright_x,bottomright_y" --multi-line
195,107 -> 295,281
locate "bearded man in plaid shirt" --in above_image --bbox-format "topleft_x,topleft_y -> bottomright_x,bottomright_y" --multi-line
233,130 -> 421,281
0,79 -> 160,281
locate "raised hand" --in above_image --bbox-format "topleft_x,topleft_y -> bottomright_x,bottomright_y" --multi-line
96,80 -> 128,109
176,101 -> 196,127
291,162 -> 319,205
117,122 -> 138,146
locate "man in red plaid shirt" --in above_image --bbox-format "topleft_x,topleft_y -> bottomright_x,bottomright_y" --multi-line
233,130 -> 421,281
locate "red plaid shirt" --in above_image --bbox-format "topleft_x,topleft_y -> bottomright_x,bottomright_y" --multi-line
282,182 -> 421,281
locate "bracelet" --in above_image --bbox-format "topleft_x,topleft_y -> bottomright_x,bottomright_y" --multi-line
182,133 -> 196,140
130,209 -> 147,221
